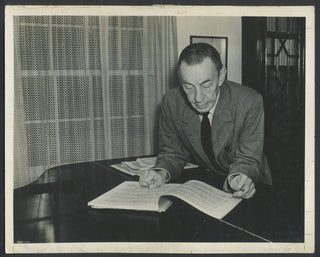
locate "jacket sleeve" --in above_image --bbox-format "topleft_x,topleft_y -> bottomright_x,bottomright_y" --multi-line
228,94 -> 265,184
153,94 -> 190,181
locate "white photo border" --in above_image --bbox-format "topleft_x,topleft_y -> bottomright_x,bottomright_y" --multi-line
5,5 -> 315,254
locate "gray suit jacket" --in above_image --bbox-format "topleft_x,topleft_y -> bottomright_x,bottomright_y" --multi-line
154,80 -> 272,185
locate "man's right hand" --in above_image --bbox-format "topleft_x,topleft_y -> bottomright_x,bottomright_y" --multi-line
139,169 -> 166,189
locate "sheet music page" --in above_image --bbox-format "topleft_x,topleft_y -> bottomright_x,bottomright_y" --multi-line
111,157 -> 199,176
88,181 -> 179,212
165,180 -> 242,219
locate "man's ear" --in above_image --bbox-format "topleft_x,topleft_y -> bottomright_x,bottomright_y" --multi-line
218,66 -> 227,87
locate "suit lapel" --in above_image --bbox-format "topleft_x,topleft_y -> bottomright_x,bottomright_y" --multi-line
181,101 -> 213,168
211,83 -> 233,158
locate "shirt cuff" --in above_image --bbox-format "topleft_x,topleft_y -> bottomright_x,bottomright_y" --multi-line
228,173 -> 241,183
223,173 -> 241,192
152,168 -> 171,183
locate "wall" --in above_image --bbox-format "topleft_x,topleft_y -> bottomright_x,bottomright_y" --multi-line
177,17 -> 242,84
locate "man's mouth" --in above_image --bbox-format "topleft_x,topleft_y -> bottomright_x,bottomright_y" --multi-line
194,103 -> 207,109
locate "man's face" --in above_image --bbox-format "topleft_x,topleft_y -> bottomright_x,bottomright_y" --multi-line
178,57 -> 226,113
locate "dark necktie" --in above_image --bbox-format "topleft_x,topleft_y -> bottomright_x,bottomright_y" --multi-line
201,112 -> 221,171
201,112 -> 214,159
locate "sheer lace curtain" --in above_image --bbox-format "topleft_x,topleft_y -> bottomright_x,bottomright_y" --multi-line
13,16 -> 178,188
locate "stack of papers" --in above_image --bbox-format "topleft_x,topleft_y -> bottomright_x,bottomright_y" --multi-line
111,157 -> 198,176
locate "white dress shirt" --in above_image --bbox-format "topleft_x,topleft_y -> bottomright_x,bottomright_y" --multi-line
199,90 -> 220,125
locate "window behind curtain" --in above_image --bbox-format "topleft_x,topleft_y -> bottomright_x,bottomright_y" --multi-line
13,16 -> 178,188
107,17 -> 147,158
14,16 -> 103,171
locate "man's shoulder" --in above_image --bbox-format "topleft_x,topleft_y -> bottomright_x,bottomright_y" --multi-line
224,80 -> 262,102
161,87 -> 189,118
162,87 -> 186,104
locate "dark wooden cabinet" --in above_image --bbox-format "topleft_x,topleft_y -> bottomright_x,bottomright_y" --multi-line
242,17 -> 305,99
242,17 -> 305,197
242,17 -> 267,95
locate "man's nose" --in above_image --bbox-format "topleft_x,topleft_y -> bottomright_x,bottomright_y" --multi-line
194,87 -> 204,102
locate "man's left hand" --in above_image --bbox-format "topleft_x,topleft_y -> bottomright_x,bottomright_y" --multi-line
228,174 -> 256,199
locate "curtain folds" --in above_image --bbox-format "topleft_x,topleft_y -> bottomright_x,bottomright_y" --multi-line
13,16 -> 178,188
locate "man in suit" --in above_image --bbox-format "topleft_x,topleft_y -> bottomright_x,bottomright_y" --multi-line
139,43 -> 272,199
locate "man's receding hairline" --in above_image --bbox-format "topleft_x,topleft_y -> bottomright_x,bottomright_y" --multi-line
178,57 -> 221,73
177,43 -> 223,73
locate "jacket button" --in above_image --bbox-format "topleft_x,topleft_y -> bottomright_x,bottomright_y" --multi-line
225,145 -> 231,152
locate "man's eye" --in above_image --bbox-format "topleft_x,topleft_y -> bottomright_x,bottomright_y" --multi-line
184,84 -> 193,89
202,82 -> 211,88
